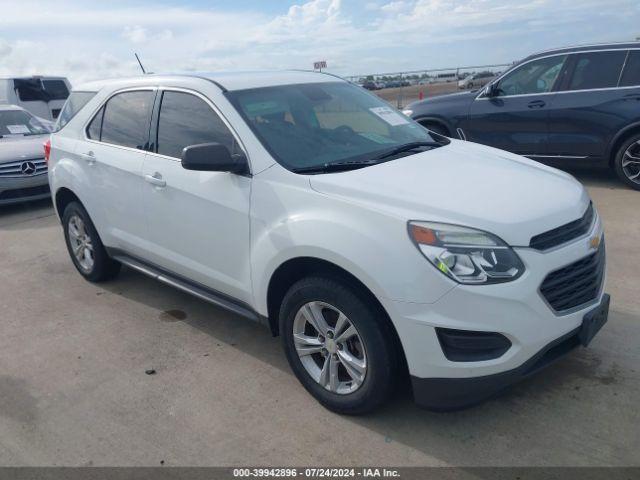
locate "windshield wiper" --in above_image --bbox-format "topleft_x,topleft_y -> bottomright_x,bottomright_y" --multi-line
373,141 -> 443,161
293,160 -> 381,174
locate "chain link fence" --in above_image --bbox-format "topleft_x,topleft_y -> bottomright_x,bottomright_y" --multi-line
345,63 -> 514,108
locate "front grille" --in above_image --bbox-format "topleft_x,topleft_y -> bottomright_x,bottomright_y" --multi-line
540,240 -> 605,313
0,184 -> 50,200
530,203 -> 594,250
0,158 -> 48,178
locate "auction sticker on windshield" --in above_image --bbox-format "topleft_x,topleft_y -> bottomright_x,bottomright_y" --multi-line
6,125 -> 30,134
369,106 -> 410,126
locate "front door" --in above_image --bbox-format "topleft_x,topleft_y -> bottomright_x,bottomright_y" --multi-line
141,89 -> 252,303
463,54 -> 568,156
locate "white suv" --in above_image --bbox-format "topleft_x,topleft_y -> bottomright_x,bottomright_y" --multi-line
47,72 -> 609,414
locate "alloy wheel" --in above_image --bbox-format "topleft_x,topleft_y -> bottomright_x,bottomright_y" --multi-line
68,214 -> 95,272
622,140 -> 640,185
292,301 -> 367,395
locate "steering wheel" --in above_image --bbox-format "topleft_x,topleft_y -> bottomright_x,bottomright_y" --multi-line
332,125 -> 357,143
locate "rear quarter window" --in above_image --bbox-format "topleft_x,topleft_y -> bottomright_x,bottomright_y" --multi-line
620,50 -> 640,87
55,92 -> 97,132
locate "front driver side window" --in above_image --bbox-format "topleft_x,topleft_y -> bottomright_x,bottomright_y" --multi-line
156,91 -> 239,159
496,55 -> 567,97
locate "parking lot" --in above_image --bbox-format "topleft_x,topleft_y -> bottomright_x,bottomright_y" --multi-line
0,169 -> 638,467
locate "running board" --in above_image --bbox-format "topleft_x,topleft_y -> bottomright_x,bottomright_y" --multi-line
110,251 -> 265,325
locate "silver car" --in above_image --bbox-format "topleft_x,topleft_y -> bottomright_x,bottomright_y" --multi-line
0,105 -> 51,206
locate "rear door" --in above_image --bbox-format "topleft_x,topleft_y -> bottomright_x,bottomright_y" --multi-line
464,54 -> 567,156
141,89 -> 252,303
79,89 -> 155,256
546,49 -> 630,161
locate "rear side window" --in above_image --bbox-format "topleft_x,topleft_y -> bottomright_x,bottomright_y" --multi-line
156,91 -> 238,159
568,51 -> 627,90
14,79 -> 47,102
42,80 -> 70,100
620,50 -> 640,87
97,91 -> 154,149
13,78 -> 70,102
55,92 -> 96,132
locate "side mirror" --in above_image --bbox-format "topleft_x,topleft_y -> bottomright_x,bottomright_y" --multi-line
181,143 -> 248,174
485,82 -> 498,98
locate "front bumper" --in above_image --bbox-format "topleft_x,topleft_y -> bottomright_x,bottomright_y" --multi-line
411,294 -> 609,410
382,214 -> 608,410
0,173 -> 50,206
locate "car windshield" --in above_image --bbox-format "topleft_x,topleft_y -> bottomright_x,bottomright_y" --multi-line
0,109 -> 50,138
227,82 -> 444,172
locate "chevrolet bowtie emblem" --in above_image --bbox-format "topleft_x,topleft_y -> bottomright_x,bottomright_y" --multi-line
589,235 -> 601,251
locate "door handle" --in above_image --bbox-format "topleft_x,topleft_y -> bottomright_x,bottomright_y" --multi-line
623,94 -> 640,101
527,100 -> 546,109
144,173 -> 166,188
79,151 -> 96,165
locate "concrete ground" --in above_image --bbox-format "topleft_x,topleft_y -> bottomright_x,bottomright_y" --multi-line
0,169 -> 638,467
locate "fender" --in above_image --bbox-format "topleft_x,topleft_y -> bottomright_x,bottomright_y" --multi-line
606,121 -> 640,160
412,115 -> 457,137
248,175 -> 456,317
250,216 -> 392,318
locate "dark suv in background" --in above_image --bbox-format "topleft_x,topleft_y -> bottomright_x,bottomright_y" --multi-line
404,43 -> 640,189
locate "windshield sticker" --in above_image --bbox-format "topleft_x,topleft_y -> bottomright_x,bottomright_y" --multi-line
6,124 -> 30,134
369,107 -> 410,126
358,132 -> 397,144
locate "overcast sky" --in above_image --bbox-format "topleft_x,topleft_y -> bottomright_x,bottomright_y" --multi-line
1,0 -> 639,84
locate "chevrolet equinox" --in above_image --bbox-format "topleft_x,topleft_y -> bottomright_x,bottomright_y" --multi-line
47,72 -> 609,414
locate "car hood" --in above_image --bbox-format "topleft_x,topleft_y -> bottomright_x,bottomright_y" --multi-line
0,135 -> 48,164
309,140 -> 590,247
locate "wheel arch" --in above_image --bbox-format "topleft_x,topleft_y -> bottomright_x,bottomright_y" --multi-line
265,256 -> 409,376
608,122 -> 640,166
413,116 -> 454,137
54,187 -> 82,222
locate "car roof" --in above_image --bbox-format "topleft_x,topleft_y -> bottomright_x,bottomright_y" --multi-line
525,41 -> 640,61
74,70 -> 344,94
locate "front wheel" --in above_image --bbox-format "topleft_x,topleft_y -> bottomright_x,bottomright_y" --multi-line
613,135 -> 640,190
280,276 -> 398,415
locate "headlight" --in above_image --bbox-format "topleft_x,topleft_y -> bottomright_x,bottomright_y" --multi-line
401,109 -> 413,117
408,221 -> 524,285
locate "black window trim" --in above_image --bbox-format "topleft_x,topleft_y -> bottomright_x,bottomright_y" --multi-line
83,87 -> 158,154
476,47 -> 640,100
146,86 -> 250,169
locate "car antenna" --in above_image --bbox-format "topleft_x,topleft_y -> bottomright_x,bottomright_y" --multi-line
135,53 -> 147,74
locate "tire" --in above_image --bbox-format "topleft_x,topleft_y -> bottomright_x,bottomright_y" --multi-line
62,201 -> 121,282
613,134 -> 640,190
279,276 -> 398,415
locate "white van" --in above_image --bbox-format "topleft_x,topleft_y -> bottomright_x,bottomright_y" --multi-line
0,76 -> 72,121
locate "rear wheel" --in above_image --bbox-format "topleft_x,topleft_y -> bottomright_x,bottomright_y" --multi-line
280,277 -> 397,415
613,134 -> 640,190
62,201 -> 120,282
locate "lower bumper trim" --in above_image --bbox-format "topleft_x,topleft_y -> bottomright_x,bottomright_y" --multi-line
411,294 -> 610,411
